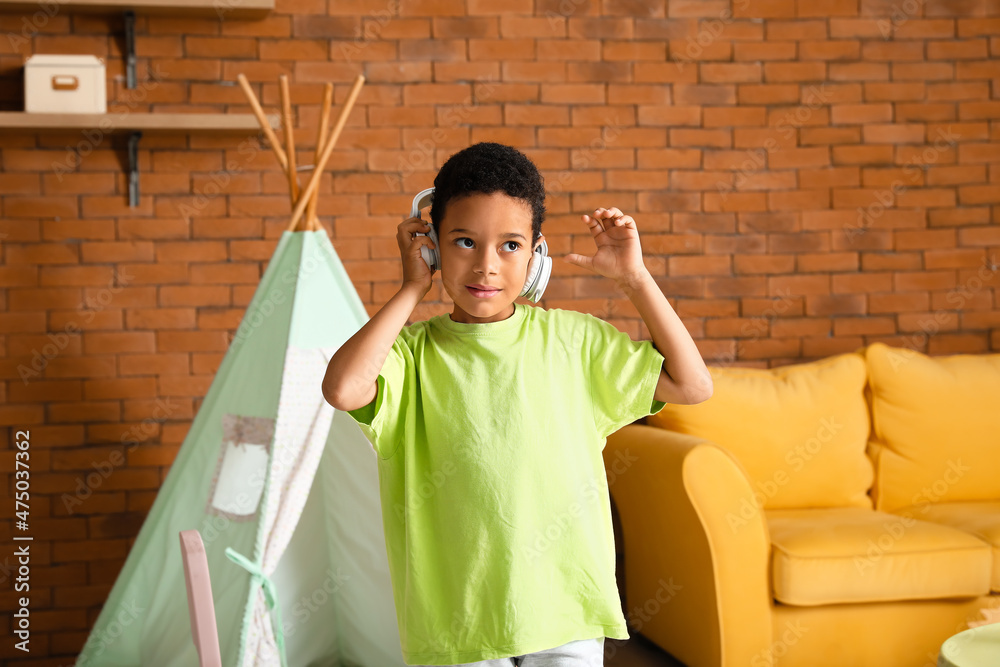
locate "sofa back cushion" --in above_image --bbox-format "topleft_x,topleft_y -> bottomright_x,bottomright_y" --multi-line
866,342 -> 1000,513
647,352 -> 873,510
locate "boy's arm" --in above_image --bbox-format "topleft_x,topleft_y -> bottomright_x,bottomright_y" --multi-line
565,205 -> 713,406
323,283 -> 426,412
619,271 -> 714,405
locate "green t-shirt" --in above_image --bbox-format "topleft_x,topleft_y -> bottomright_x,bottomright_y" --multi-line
346,301 -> 667,665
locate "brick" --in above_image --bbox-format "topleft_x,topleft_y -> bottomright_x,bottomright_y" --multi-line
119,353 -> 191,376
865,81 -> 926,102
738,84 -> 801,105
800,167 -> 861,188
703,107 -> 766,127
670,129 -> 732,148
638,106 -> 701,126
831,104 -> 893,125
734,0 -> 796,18
893,62 -> 955,80
734,42 -> 796,61
158,331 -> 229,352
830,62 -> 889,81
928,39 -> 990,60
764,62 -> 827,83
862,124 -> 925,144
799,40 -> 861,60
701,63 -> 762,83
769,147 -> 830,169
673,84 -> 736,105
767,19 -> 828,40
82,332 -> 156,355
79,242 -> 155,264
862,41 -> 924,61
734,254 -> 796,274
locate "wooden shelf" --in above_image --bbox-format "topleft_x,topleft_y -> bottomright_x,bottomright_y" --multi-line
0,0 -> 273,18
0,111 -> 279,133
0,112 -> 280,207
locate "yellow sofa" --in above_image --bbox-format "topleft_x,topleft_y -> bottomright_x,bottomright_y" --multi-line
603,342 -> 1000,667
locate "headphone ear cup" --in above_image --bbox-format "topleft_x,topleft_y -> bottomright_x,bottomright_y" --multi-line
417,223 -> 440,272
520,250 -> 539,298
424,225 -> 440,272
520,240 -> 551,302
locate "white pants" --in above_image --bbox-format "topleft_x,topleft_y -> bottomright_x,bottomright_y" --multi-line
414,637 -> 605,667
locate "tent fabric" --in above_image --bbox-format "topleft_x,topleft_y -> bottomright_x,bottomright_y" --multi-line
77,230 -> 407,667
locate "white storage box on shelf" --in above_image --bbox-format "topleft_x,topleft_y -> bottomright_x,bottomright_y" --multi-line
24,54 -> 107,113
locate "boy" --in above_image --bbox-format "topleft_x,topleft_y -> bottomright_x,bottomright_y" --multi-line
323,142 -> 713,666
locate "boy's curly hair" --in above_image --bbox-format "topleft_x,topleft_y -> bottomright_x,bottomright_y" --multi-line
430,142 -> 546,249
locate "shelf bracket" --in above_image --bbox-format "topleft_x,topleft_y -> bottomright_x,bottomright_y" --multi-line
124,10 -> 136,90
127,131 -> 142,207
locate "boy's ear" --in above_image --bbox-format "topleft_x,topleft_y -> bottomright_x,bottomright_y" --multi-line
533,233 -> 545,252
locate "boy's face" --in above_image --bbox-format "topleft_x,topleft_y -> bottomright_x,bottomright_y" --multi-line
438,191 -> 543,324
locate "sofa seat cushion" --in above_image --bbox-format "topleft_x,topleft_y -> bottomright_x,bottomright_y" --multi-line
891,501 -> 1000,593
765,507 -> 993,606
647,352 -> 873,510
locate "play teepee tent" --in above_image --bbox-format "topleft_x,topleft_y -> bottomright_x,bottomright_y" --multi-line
78,74 -> 407,667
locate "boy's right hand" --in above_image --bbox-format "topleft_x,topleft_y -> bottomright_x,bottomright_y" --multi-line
398,216 -> 435,294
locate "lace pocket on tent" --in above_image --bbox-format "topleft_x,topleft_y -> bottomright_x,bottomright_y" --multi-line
206,414 -> 275,521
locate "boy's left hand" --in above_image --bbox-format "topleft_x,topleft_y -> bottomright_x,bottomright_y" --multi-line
563,207 -> 649,288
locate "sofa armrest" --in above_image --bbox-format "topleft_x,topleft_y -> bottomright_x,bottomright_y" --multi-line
604,424 -> 774,667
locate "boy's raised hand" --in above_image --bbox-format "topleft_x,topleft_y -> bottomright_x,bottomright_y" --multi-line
563,207 -> 649,287
398,216 -> 435,294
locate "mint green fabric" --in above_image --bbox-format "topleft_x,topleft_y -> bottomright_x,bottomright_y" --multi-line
346,301 -> 667,665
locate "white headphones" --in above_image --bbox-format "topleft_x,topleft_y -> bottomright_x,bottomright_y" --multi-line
410,187 -> 552,303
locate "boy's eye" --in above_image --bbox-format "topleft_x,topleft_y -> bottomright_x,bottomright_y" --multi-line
454,238 -> 521,252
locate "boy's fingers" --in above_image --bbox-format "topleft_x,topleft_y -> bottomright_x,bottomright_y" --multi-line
582,214 -> 603,237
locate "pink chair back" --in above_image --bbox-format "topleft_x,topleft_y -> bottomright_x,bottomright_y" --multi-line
179,529 -> 223,667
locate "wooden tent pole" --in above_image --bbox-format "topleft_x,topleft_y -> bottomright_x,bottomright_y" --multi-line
307,83 -> 334,232
278,75 -> 301,229
236,73 -> 288,171
286,74 -> 365,233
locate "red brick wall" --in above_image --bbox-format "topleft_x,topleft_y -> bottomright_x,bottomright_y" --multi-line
1,0 -> 999,662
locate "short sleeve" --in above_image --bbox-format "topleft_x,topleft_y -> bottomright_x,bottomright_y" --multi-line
587,315 -> 667,437
345,334 -> 410,460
